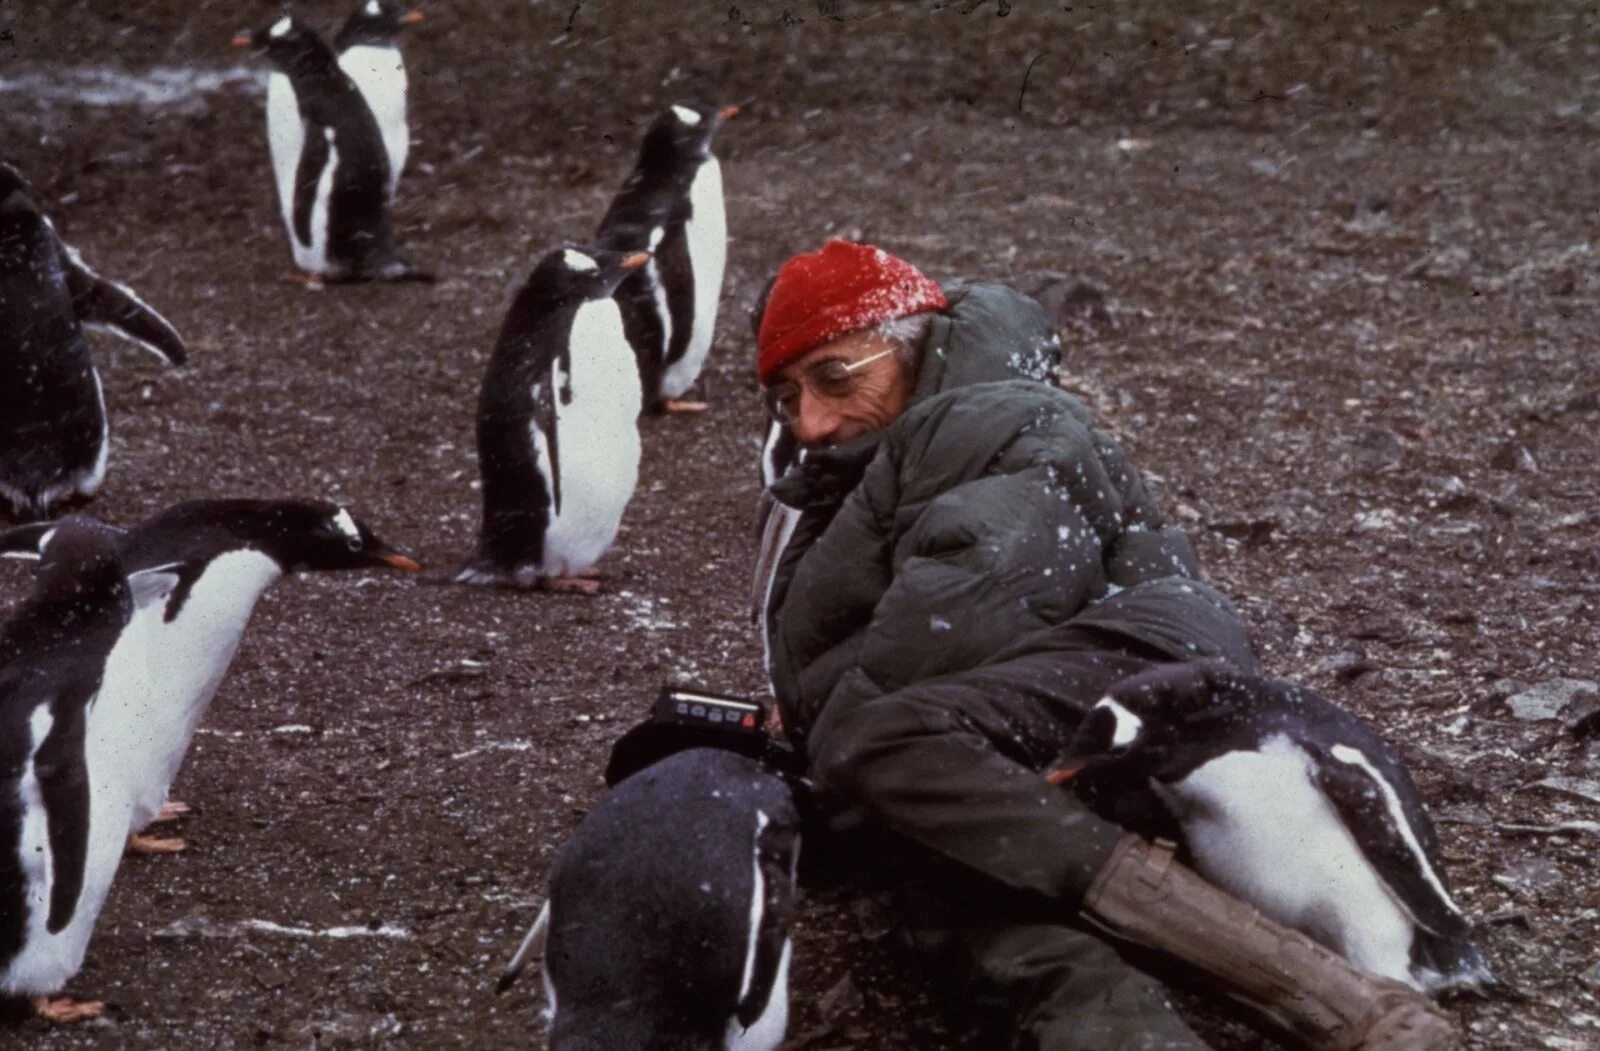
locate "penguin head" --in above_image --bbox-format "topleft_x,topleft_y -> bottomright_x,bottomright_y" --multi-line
0,160 -> 30,203
639,103 -> 739,167
1047,660 -> 1247,786
244,501 -> 422,575
337,0 -> 423,48
525,245 -> 651,303
26,516 -> 132,634
130,499 -> 421,577
232,14 -> 323,69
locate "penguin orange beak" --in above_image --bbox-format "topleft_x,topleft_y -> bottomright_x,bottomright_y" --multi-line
1044,762 -> 1084,785
719,105 -> 741,120
402,10 -> 424,24
230,33 -> 253,48
621,251 -> 650,270
379,552 -> 423,572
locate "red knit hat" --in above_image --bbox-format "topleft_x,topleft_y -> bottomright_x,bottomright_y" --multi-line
756,240 -> 948,381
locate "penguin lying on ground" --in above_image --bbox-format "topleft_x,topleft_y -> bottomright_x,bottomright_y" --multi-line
0,162 -> 187,523
454,246 -> 648,594
497,748 -> 800,1050
235,14 -> 430,286
0,518 -> 131,1024
598,103 -> 737,414
1047,660 -> 1497,996
0,500 -> 420,856
335,0 -> 423,199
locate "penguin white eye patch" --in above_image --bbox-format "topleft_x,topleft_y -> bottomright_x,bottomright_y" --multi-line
672,105 -> 702,126
330,507 -> 361,541
562,249 -> 598,273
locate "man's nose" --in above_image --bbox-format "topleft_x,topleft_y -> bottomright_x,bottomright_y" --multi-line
789,389 -> 840,446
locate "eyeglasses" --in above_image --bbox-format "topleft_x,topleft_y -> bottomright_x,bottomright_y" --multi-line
762,347 -> 897,425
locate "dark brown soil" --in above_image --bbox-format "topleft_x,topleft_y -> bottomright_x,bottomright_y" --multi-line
1,1 -> 1596,1048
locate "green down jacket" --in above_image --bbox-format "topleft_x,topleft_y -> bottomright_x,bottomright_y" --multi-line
763,282 -> 1202,745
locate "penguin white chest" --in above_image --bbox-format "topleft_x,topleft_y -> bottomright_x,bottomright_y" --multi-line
1156,735 -> 1417,983
538,299 -> 642,575
265,72 -> 303,242
337,44 -> 408,196
88,550 -> 283,830
661,158 -> 727,398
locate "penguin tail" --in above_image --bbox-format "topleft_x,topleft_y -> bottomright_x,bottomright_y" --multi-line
1414,932 -> 1516,1000
372,255 -> 435,284
495,902 -> 550,995
448,550 -> 541,590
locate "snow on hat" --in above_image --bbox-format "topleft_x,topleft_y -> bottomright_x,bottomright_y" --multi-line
756,240 -> 948,381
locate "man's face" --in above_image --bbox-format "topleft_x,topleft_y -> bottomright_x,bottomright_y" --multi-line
764,329 -> 915,448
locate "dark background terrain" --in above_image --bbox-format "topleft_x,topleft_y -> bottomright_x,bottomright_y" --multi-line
1,1 -> 1596,1047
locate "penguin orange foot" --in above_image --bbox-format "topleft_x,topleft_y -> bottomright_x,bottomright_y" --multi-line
282,271 -> 326,291
544,575 -> 602,596
33,997 -> 105,1024
152,800 -> 191,823
127,834 -> 185,855
660,398 -> 710,414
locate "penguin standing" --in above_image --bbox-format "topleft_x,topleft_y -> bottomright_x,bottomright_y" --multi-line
335,0 -> 423,199
235,15 -> 429,284
1047,660 -> 1496,995
0,163 -> 187,523
454,246 -> 648,594
598,103 -> 737,414
0,517 -> 131,1024
497,748 -> 800,1050
0,500 -> 421,856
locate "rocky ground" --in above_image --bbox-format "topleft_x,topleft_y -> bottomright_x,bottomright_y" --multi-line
0,1 -> 1596,1048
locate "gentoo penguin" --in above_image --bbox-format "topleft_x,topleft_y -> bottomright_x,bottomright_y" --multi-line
1047,660 -> 1496,996
598,103 -> 737,414
335,0 -> 423,199
0,500 -> 421,856
454,246 -> 649,594
0,162 -> 186,523
234,15 -> 429,285
497,748 -> 800,1050
0,517 -> 131,1023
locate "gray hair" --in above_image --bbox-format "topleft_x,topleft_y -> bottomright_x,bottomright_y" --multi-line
876,312 -> 935,371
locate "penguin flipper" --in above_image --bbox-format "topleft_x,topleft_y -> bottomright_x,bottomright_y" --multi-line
0,520 -> 129,562
736,813 -> 799,1029
0,522 -> 54,561
1310,742 -> 1470,939
126,563 -> 183,612
530,375 -> 561,516
657,223 -> 696,368
60,242 -> 188,366
495,901 -> 550,995
35,699 -> 91,934
293,124 -> 332,250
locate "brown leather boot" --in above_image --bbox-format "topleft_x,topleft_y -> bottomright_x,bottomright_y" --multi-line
1079,834 -> 1460,1051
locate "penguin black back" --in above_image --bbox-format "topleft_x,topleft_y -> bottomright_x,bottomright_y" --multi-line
335,0 -> 420,49
538,748 -> 799,1050
0,518 -> 129,965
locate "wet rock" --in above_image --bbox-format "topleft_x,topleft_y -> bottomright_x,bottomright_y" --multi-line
1351,427 -> 1406,472
1534,776 -> 1600,806
1506,679 -> 1598,721
1489,440 -> 1538,473
819,973 -> 864,1025
1403,243 -> 1472,282
1312,651 -> 1378,683
1207,517 -> 1277,546
1492,857 -> 1564,897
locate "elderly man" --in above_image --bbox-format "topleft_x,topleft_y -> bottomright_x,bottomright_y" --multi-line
752,241 -> 1456,1050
